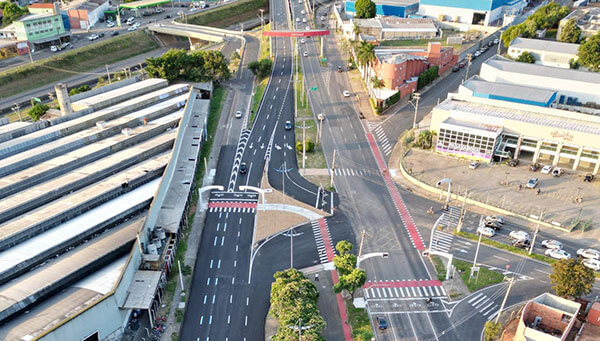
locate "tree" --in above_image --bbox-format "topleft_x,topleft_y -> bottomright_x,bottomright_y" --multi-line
356,42 -> 376,85
28,103 -> 49,122
414,130 -> 436,149
248,58 -> 273,78
335,240 -> 353,255
502,25 -> 523,48
354,0 -> 376,19
0,2 -> 29,28
578,33 -> 600,72
146,49 -> 231,83
333,253 -> 357,276
296,137 -> 315,153
371,76 -> 383,88
558,19 -> 581,43
549,258 -> 595,298
334,268 -> 367,298
516,51 -> 535,63
69,85 -> 91,96
484,321 -> 501,341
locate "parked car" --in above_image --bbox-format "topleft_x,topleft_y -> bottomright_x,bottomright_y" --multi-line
300,38 -> 306,43
284,121 -> 293,130
541,165 -> 553,174
529,163 -> 540,172
97,32 -> 105,38
469,161 -> 479,169
155,7 -> 164,13
452,66 -> 460,72
88,34 -> 99,41
509,230 -> 530,241
235,111 -> 242,119
133,22 -> 141,28
493,38 -> 499,44
477,226 -> 496,237
473,50 -> 481,57
545,249 -> 571,260
164,14 -> 172,19
484,220 -> 501,230
107,21 -> 115,28
337,65 -> 343,72
485,215 -> 504,225
50,45 -> 59,52
584,174 -> 594,182
239,162 -> 247,174
302,18 -> 307,23
552,167 -> 564,177
376,316 -> 388,330
577,248 -> 600,260
458,62 -> 465,68
303,51 -> 308,57
507,159 -> 519,167
128,26 -> 137,31
321,16 -> 326,21
583,259 -> 600,271
512,239 -> 531,249
296,17 -> 300,22
541,239 -> 562,250
526,178 -> 538,189
111,31 -> 119,36
343,91 -> 350,97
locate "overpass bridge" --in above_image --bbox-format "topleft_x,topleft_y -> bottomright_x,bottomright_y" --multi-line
148,22 -> 245,50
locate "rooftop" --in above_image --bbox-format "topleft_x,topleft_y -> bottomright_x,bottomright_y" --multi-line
562,7 -> 600,33
19,12 -> 60,21
461,77 -> 557,107
510,37 -> 579,55
379,17 -> 437,30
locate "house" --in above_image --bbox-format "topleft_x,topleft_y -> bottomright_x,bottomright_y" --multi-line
352,17 -> 439,41
558,7 -> 600,39
514,293 -> 580,341
345,0 -> 418,18
418,0 -> 528,26
64,0 -> 109,29
507,37 -> 579,69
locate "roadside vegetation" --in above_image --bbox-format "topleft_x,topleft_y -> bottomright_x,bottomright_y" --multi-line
146,49 -> 231,83
0,30 -> 158,98
185,0 -> 268,28
431,255 -> 504,292
550,258 -> 595,298
346,298 -> 374,341
0,2 -> 29,28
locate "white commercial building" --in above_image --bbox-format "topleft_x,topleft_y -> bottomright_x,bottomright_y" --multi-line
417,0 -> 527,26
507,37 -> 579,69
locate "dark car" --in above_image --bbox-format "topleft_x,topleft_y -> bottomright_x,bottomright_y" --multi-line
239,162 -> 247,174
452,65 -> 460,72
488,41 -> 494,47
284,121 -> 293,130
459,62 -> 465,68
111,31 -> 119,36
97,32 -> 105,38
512,239 -> 531,249
529,163 -> 540,172
484,220 -> 502,230
376,316 -> 388,330
337,65 -> 343,72
507,159 -> 519,167
164,14 -> 172,19
584,174 -> 594,182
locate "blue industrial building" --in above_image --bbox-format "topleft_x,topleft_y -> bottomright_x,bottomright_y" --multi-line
418,0 -> 527,26
345,0 -> 419,18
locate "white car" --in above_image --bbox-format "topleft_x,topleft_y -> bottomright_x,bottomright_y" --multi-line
317,113 -> 325,120
541,240 -> 562,250
473,50 -> 481,57
552,167 -> 564,177
107,22 -> 115,28
541,165 -> 553,174
321,16 -> 326,21
509,230 -> 530,241
493,38 -> 499,44
477,226 -> 495,237
583,259 -> 600,271
235,111 -> 242,119
343,91 -> 350,97
190,7 -> 198,12
299,0 -> 302,3
88,34 -> 99,41
133,22 -> 141,28
485,215 -> 504,225
128,26 -> 137,31
469,161 -> 479,169
300,38 -> 305,43
301,10 -> 305,14
577,248 -> 600,260
302,18 -> 307,23
296,17 -> 300,22
305,26 -> 310,31
303,51 -> 308,57
545,249 -> 571,260
50,45 -> 59,52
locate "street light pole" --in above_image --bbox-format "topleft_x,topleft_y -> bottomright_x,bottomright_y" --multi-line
259,8 -> 264,31
412,92 -> 421,129
495,276 -> 515,324
330,149 -> 337,187
529,210 -> 544,255
464,53 -> 473,82
11,103 -> 22,122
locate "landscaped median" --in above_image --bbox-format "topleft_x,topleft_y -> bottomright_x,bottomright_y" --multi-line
431,255 -> 505,293
185,0 -> 269,28
0,30 -> 158,98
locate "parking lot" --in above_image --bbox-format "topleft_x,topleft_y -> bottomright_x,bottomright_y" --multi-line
403,148 -> 600,233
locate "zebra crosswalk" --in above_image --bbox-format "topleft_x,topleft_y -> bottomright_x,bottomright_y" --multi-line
439,206 -> 462,229
311,220 -> 335,263
364,285 -> 447,300
430,229 -> 454,253
466,293 -> 499,320
208,206 -> 256,213
373,125 -> 393,156
332,168 -> 377,177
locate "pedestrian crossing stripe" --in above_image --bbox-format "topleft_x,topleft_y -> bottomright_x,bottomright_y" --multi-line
311,220 -> 335,263
364,285 -> 446,299
208,207 -> 256,213
332,168 -> 377,176
465,293 -> 500,320
430,228 -> 455,253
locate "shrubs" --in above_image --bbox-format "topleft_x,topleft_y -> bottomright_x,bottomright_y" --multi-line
516,51 -> 535,64
296,137 -> 315,153
248,58 -> 273,78
501,3 -> 569,47
145,49 -> 231,83
417,66 -> 439,90
28,104 -> 49,122
68,85 -> 91,96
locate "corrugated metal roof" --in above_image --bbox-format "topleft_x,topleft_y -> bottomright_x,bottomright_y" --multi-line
461,79 -> 557,105
485,56 -> 600,84
510,37 -> 579,55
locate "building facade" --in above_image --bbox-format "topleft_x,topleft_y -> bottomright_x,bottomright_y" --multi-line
507,37 -> 579,69
558,7 -> 600,39
65,0 -> 109,29
515,293 -> 580,341
353,17 -> 439,40
418,0 -> 527,26
13,13 -> 67,44
345,0 -> 418,18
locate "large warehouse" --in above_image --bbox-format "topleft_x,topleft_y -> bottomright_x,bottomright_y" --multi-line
345,0 -> 418,18
418,0 -> 528,26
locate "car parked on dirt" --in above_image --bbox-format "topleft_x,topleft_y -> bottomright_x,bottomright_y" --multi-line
507,159 -> 519,167
541,165 -> 553,174
577,248 -> 600,260
541,240 -> 562,250
545,249 -> 571,260
529,163 -> 540,172
552,167 -> 564,177
469,161 -> 479,169
526,178 -> 538,189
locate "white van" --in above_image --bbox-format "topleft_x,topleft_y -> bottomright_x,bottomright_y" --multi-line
127,17 -> 136,25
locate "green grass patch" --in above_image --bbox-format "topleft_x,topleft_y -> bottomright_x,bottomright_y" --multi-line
185,0 -> 269,28
546,29 -> 558,39
431,255 -> 447,281
431,255 -> 504,292
249,77 -> 268,126
345,299 -> 374,341
259,23 -> 272,60
456,231 -> 558,264
0,31 -> 158,98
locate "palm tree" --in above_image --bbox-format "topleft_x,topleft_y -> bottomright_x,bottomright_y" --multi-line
353,23 -> 360,40
357,42 -> 376,90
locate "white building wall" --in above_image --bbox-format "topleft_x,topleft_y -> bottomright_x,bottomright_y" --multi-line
417,5 -> 475,24
507,47 -> 575,68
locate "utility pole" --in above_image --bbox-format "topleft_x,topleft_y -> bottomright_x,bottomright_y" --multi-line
495,277 -> 515,324
457,190 -> 468,232
412,92 -> 421,129
529,210 -> 544,255
28,44 -> 34,63
298,120 -> 312,173
473,218 -> 483,268
106,64 -> 111,84
11,103 -> 23,122
259,9 -> 264,31
464,53 -> 473,82
330,149 -> 336,187
317,114 -> 324,145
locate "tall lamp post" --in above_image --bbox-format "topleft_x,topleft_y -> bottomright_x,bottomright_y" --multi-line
464,53 -> 473,82
409,92 -> 421,129
11,103 -> 23,122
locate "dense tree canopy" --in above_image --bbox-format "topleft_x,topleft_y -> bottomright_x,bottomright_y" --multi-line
501,3 -> 569,47
0,2 -> 29,28
558,19 -> 581,43
28,104 -> 49,122
516,51 -> 535,64
354,0 -> 376,19
549,258 -> 595,298
145,49 -> 231,83
248,58 -> 273,78
578,33 -> 600,72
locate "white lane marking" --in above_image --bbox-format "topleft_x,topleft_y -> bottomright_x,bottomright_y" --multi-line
239,217 -> 242,224
221,236 -> 225,246
425,312 -> 439,341
207,277 -> 211,286
215,277 -> 219,286
209,315 -> 213,325
218,260 -> 221,269
213,236 -> 218,246
245,316 -> 248,326
212,295 -> 216,304
210,259 -> 213,268
216,223 -> 220,231
224,223 -> 227,232
493,255 -> 510,262
232,277 -> 235,285
228,315 -> 231,324
246,297 -> 249,306
200,316 -> 204,325
468,293 -> 482,304
234,260 -> 237,267
236,244 -> 239,252
203,295 -> 207,304
534,268 -> 551,275
407,314 -> 418,340
230,295 -> 233,304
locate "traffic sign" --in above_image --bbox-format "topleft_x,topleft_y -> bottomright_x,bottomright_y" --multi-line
321,58 -> 327,62
311,86 -> 318,91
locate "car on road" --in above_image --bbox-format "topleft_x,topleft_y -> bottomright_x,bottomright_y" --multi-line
111,31 -> 119,36
584,174 -> 594,182
526,178 -> 538,189
305,26 -> 310,30
452,65 -> 460,72
473,50 -> 481,57
50,45 -> 60,52
303,51 -> 308,57
541,240 -> 562,250
493,38 -> 499,44
133,22 -> 141,28
107,22 -> 115,28
321,16 -> 326,21
577,248 -> 600,260
296,17 -> 300,22
552,167 -> 564,177
302,18 -> 307,23
88,34 -> 99,41
343,90 -> 350,97
235,111 -> 242,119
376,316 -> 388,330
545,249 -> 571,260
301,10 -> 305,14
541,165 -> 553,174
512,238 -> 531,249
190,7 -> 198,12
317,113 -> 325,120
507,159 -> 519,167
477,226 -> 496,237
337,65 -> 343,72
300,38 -> 305,43
485,215 -> 504,225
458,62 -> 465,68
127,17 -> 135,25
529,163 -> 540,172
469,161 -> 479,169
284,121 -> 293,130
239,162 -> 247,174
97,32 -> 105,38
583,259 -> 600,271
484,220 -> 501,230
509,230 -> 530,241
128,25 -> 137,31
164,14 -> 172,19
